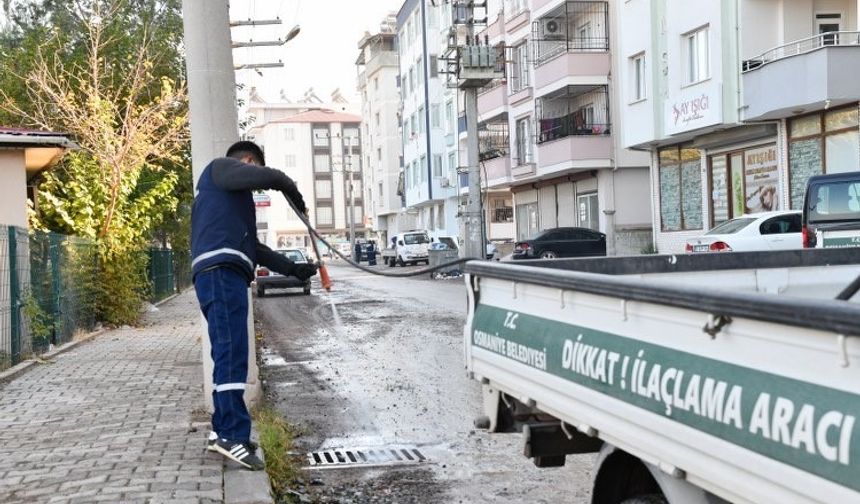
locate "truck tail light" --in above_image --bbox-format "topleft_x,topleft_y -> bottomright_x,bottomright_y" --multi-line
802,225 -> 810,248
517,242 -> 530,251
709,241 -> 732,252
256,268 -> 269,277
685,243 -> 693,253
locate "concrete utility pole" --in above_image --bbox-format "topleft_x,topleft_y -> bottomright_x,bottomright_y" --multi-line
442,1 -> 500,260
182,0 -> 260,411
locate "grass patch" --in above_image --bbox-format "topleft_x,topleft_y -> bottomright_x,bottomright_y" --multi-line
253,406 -> 305,502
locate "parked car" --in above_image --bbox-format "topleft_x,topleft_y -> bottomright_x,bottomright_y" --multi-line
685,211 -> 802,253
513,227 -> 606,260
802,171 -> 860,248
254,248 -> 312,296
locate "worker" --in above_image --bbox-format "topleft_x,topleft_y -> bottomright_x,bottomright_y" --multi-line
191,141 -> 317,470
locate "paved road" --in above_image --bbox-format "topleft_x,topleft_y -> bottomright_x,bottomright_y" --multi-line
0,291 -> 222,504
255,261 -> 595,503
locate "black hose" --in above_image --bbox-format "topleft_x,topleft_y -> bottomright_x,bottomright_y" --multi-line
836,274 -> 860,301
284,199 -> 481,278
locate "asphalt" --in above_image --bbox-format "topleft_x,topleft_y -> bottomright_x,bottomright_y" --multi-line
253,261 -> 595,503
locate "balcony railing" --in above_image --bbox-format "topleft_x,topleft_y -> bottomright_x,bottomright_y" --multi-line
479,129 -> 510,161
532,1 -> 609,66
535,84 -> 610,143
742,31 -> 860,72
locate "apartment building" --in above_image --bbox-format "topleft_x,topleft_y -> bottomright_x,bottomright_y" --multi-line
246,98 -> 366,249
397,0 -> 462,240
357,15 -> 416,244
475,0 -> 653,255
619,0 -> 860,253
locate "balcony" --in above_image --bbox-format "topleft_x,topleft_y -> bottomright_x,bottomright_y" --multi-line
532,2 -> 609,64
536,85 -> 610,142
743,31 -> 860,120
478,82 -> 509,119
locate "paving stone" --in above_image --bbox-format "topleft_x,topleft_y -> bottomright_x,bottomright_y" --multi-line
0,292 -> 227,504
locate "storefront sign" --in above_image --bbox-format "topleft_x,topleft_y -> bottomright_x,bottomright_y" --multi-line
665,83 -> 722,136
254,193 -> 271,207
744,145 -> 779,213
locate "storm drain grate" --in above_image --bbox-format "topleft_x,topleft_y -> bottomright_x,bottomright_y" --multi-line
305,446 -> 427,469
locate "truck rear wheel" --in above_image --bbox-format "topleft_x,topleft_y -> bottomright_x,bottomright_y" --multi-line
387,257 -> 395,267
397,256 -> 405,267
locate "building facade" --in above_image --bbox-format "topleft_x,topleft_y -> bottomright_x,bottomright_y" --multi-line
397,0 -> 462,241
357,15 -> 416,244
247,103 -> 366,249
619,0 -> 860,253
472,0 -> 653,255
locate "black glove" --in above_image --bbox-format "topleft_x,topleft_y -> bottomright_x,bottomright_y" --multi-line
291,263 -> 318,281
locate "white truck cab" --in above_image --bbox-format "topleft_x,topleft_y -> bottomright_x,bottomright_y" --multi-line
383,230 -> 431,267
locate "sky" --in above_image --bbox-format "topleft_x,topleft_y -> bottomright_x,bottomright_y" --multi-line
230,0 -> 405,105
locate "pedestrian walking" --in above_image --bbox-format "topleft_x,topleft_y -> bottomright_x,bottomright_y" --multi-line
191,141 -> 317,470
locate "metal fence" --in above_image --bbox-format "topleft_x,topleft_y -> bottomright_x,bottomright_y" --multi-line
0,224 -> 189,371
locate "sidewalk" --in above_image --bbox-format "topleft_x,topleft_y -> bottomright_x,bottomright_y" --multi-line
0,290 -> 224,504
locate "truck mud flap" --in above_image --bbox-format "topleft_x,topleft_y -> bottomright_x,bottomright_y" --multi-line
523,422 -> 603,467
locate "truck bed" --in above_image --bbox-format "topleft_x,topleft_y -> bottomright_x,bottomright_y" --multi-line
464,249 -> 860,504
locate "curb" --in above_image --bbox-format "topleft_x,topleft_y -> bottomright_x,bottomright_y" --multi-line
223,428 -> 274,504
0,328 -> 107,385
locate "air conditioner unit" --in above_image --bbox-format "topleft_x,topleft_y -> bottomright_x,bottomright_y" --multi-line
542,18 -> 565,40
440,177 -> 451,188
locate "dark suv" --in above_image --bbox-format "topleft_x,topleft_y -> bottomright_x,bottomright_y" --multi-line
802,172 -> 860,248
513,227 -> 607,260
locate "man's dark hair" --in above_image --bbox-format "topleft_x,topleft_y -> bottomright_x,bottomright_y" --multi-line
226,141 -> 266,166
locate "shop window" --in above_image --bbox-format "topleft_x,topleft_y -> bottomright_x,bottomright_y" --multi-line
659,146 -> 703,231
789,106 -> 860,209
708,144 -> 779,226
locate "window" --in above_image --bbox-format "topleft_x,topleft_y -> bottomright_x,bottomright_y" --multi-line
316,206 -> 334,227
373,77 -> 379,91
516,202 -> 539,241
490,197 -> 514,223
446,100 -> 455,134
789,107 -> 860,209
420,155 -> 427,183
431,104 -> 441,129
312,128 -> 329,147
375,112 -> 380,128
685,26 -> 710,84
709,144 -> 779,227
509,43 -> 530,93
402,70 -> 409,96
577,193 -> 599,230
659,146 -> 703,231
631,53 -> 646,101
430,55 -> 438,78
418,106 -> 425,134
759,214 -> 802,235
433,154 -> 443,177
516,117 -> 533,165
315,179 -> 332,199
409,66 -> 416,94
377,147 -> 382,161
284,128 -> 295,141
314,154 -> 331,173
417,57 -> 424,87
284,154 -> 296,168
411,114 -> 419,136
448,152 -> 457,180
